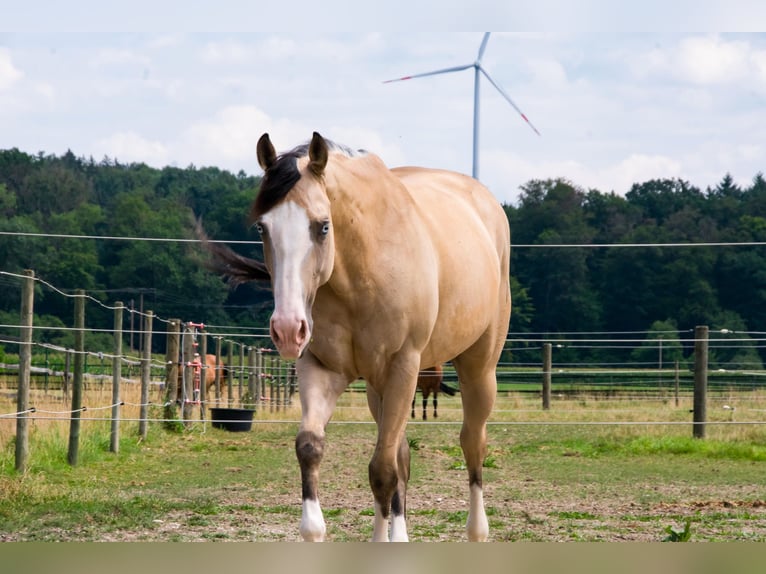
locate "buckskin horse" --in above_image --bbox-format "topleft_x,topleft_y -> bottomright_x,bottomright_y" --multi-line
411,364 -> 456,420
202,132 -> 511,542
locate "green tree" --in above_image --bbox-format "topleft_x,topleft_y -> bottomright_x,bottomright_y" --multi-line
509,179 -> 601,337
625,178 -> 704,224
36,204 -> 105,290
629,319 -> 685,369
708,311 -> 763,370
18,161 -> 93,215
0,183 -> 17,216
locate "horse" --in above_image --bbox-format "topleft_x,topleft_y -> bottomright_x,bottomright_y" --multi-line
411,364 -> 456,420
202,132 -> 511,542
176,353 -> 227,401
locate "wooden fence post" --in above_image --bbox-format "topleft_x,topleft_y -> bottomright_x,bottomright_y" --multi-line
542,343 -> 552,411
139,311 -> 153,439
63,351 -> 71,401
239,343 -> 245,402
693,325 -> 709,439
227,340 -> 234,407
214,336 -> 222,403
288,362 -> 296,405
15,269 -> 34,473
674,360 -> 680,408
163,319 -> 181,429
199,331 -> 207,421
276,359 -> 283,411
67,290 -> 85,466
256,348 -> 263,407
181,323 -> 195,425
248,346 -> 256,409
269,357 -> 275,413
110,301 -> 123,453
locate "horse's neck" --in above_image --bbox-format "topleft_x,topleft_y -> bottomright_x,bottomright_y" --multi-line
325,155 -> 411,252
324,155 -> 412,282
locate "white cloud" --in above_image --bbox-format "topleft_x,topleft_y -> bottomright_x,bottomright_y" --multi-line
486,149 -> 684,204
179,105 -> 309,171
148,34 -> 184,49
0,48 -> 23,91
90,48 -> 150,69
325,126 -> 406,167
526,57 -> 569,89
750,49 -> 766,90
631,34 -> 766,91
200,40 -> 256,64
599,154 -> 682,193
735,143 -> 764,162
676,35 -> 750,85
97,131 -> 169,165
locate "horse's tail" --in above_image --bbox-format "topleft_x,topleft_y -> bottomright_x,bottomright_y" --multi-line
439,381 -> 457,396
195,219 -> 271,285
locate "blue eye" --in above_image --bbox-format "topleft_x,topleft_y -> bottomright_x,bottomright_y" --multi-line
321,222 -> 330,235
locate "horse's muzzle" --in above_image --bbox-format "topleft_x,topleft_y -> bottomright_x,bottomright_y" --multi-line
270,315 -> 310,360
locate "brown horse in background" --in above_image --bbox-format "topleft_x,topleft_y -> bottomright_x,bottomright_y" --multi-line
177,354 -> 227,401
411,364 -> 456,420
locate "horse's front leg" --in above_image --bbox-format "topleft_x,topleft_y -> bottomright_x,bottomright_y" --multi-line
295,350 -> 349,542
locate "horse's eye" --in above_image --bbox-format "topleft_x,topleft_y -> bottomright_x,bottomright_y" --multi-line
255,222 -> 265,234
321,221 -> 330,235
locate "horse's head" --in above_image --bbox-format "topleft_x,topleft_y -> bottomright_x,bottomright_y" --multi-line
252,132 -> 336,359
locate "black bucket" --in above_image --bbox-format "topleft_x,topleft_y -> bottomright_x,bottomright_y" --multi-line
210,407 -> 256,432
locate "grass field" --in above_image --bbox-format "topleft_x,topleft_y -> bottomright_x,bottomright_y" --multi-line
1,382 -> 765,542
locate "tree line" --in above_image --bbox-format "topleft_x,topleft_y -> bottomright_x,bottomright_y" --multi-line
0,147 -> 764,367
505,174 -> 766,368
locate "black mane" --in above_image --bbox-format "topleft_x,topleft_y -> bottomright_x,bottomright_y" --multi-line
251,149 -> 303,220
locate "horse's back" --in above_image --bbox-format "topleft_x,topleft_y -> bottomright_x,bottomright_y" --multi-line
391,166 -> 510,256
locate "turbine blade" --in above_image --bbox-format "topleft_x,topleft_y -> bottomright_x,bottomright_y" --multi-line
477,33 -> 491,62
479,66 -> 541,136
383,63 -> 474,83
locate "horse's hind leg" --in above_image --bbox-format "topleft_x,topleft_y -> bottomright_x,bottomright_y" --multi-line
393,430 -> 411,539
451,355 -> 498,542
365,368 -> 416,542
421,389 -> 429,420
433,390 -> 438,418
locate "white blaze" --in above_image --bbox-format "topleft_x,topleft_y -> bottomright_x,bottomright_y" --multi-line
262,202 -> 313,358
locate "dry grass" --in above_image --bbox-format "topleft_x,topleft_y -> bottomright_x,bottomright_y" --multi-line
3,379 -> 766,445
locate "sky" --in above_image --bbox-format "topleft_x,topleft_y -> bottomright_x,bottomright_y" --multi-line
1,28 -> 765,206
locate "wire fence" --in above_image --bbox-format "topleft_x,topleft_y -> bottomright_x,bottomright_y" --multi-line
1,269 -> 765,473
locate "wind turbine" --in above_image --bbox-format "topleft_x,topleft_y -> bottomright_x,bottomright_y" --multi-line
384,33 -> 540,180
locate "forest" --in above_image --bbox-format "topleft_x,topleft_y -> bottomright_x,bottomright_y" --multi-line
0,147 -> 764,367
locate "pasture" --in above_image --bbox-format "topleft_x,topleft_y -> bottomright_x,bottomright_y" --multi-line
2,382 -> 765,542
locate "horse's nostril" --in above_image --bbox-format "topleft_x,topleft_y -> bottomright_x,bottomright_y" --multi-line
297,320 -> 309,343
270,321 -> 282,345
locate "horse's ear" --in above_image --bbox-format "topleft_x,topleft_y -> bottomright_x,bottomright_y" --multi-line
257,133 -> 277,172
308,131 -> 328,177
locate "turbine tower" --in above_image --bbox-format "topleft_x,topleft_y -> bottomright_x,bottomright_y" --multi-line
384,33 -> 540,180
